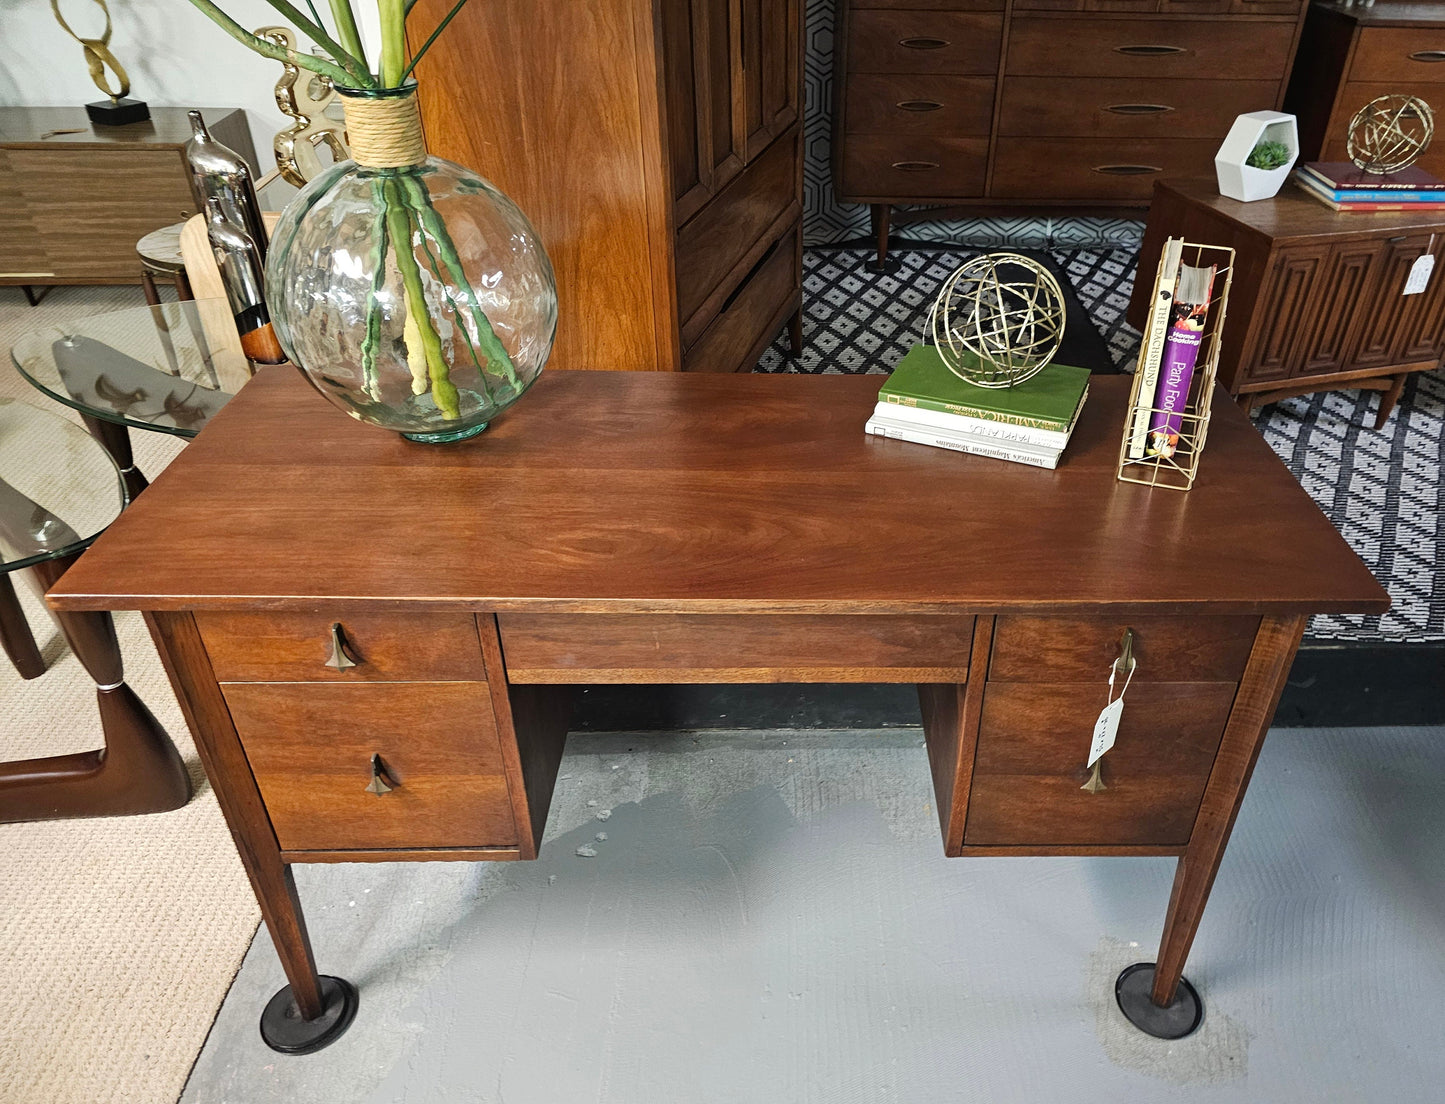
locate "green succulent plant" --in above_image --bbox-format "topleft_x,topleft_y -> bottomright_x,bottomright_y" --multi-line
1246,139 -> 1293,171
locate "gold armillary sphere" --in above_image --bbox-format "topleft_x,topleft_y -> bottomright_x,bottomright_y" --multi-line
51,0 -> 131,103
929,252 -> 1066,389
1347,94 -> 1435,175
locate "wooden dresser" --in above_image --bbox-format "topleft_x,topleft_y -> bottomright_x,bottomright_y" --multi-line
0,108 -> 255,288
1287,0 -> 1445,182
410,0 -> 804,374
832,0 -> 1311,265
1130,178 -> 1445,426
48,367 -> 1386,1052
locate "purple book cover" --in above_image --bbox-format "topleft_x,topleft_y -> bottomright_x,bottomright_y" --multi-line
1147,265 -> 1215,458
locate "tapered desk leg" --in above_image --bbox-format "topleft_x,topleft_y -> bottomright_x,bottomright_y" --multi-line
80,414 -> 148,500
865,204 -> 900,274
1116,614 -> 1307,1039
0,572 -> 45,679
0,555 -> 191,822
145,611 -> 357,1054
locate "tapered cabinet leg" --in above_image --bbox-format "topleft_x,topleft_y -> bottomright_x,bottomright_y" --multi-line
0,555 -> 191,822
1117,615 -> 1306,1038
788,308 -> 803,358
0,572 -> 45,679
866,204 -> 901,274
80,414 -> 148,500
1375,374 -> 1407,429
145,611 -> 354,1052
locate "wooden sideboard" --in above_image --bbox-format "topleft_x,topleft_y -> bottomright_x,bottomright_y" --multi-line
48,367 -> 1386,1052
1129,178 -> 1445,426
410,0 -> 804,374
1287,0 -> 1445,182
833,0 -> 1311,266
0,108 -> 255,288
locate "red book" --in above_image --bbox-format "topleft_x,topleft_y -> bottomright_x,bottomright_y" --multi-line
1301,161 -> 1445,191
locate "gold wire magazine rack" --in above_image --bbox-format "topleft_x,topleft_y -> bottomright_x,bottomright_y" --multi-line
1117,239 -> 1235,492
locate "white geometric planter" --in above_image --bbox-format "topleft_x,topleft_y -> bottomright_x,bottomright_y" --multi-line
1215,111 -> 1299,202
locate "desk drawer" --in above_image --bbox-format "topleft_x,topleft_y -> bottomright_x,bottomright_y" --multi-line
197,610 -> 485,682
965,680 -> 1236,847
223,681 -> 517,852
1006,18 -> 1294,80
838,135 -> 988,199
498,613 -> 975,683
845,75 -> 995,137
1350,28 -> 1445,84
989,615 -> 1258,683
990,137 -> 1218,201
848,11 -> 1004,76
998,77 -> 1277,139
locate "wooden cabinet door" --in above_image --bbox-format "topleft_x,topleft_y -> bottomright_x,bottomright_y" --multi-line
1240,245 -> 1329,383
1345,233 -> 1436,372
741,0 -> 800,161
1396,239 -> 1445,366
1293,241 -> 1380,379
663,0 -> 746,224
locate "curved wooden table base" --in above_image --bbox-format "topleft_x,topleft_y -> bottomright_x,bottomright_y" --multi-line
0,572 -> 45,680
0,554 -> 190,823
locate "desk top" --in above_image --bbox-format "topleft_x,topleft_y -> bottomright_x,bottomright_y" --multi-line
47,367 -> 1388,618
1157,179 -> 1445,244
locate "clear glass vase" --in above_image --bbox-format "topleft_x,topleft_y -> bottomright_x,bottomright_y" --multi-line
265,86 -> 557,443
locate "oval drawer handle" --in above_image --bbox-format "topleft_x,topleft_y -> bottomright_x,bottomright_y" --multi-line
899,37 -> 949,50
891,160 -> 940,171
1410,50 -> 1445,62
324,622 -> 358,670
896,99 -> 944,112
1115,44 -> 1186,56
1092,164 -> 1162,175
365,753 -> 396,796
1106,103 -> 1174,115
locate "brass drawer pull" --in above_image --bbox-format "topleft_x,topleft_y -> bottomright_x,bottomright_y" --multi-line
892,160 -> 940,171
1084,628 -> 1136,794
1115,44 -> 1186,56
1409,50 -> 1445,62
1092,164 -> 1162,175
896,100 -> 944,112
1106,103 -> 1174,115
899,37 -> 949,50
1114,627 -> 1137,678
324,622 -> 358,670
364,753 -> 396,796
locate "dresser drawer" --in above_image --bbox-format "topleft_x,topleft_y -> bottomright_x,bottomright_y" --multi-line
197,610 -> 486,682
684,225 -> 798,372
848,11 -> 1003,76
675,128 -> 799,334
1006,17 -> 1295,80
965,681 -> 1236,847
224,681 -> 517,852
991,137 -> 1218,201
999,77 -> 1278,139
845,75 -> 995,137
839,135 -> 988,199
498,613 -> 976,682
1350,27 -> 1445,84
989,615 -> 1258,683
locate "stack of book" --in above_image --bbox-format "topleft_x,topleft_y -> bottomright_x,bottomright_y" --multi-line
1295,161 -> 1445,212
865,344 -> 1090,470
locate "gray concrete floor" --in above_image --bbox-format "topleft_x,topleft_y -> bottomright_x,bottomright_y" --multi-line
182,725 -> 1445,1103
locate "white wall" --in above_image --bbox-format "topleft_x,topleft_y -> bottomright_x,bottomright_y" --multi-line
0,0 -> 383,176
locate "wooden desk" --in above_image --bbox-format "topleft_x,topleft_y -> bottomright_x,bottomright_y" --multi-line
47,367 -> 1387,1053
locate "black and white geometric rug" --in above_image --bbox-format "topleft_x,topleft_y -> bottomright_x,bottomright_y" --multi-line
754,244 -> 1445,643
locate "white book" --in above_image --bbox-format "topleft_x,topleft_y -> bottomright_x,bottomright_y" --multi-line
872,390 -> 1084,451
865,414 -> 1061,470
1128,237 -> 1184,459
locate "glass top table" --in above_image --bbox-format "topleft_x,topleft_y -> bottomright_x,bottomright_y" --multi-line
10,299 -> 254,438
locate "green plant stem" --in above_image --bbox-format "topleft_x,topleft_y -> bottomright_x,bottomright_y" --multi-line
327,0 -> 369,72
401,0 -> 473,81
410,210 -> 492,398
361,178 -> 391,399
383,178 -> 460,419
397,174 -> 520,387
183,0 -> 364,87
378,0 -> 408,86
259,0 -> 374,85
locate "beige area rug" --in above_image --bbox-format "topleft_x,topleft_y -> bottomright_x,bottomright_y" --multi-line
0,286 -> 260,1104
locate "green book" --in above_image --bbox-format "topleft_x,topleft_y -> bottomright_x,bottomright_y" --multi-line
879,345 -> 1092,432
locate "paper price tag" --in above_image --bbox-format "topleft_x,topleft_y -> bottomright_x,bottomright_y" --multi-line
1404,253 -> 1435,296
1088,697 -> 1124,768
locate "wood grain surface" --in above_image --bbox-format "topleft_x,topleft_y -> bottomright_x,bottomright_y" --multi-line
989,615 -> 1258,682
48,369 -> 1388,618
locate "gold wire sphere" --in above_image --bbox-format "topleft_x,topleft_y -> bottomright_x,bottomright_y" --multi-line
1347,94 -> 1435,174
929,252 -> 1067,389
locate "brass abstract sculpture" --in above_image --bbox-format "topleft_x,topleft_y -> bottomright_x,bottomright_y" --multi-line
1347,94 -> 1435,175
51,0 -> 150,125
929,253 -> 1067,389
258,25 -> 349,187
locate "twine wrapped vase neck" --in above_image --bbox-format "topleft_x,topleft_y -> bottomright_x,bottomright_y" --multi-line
337,85 -> 427,169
